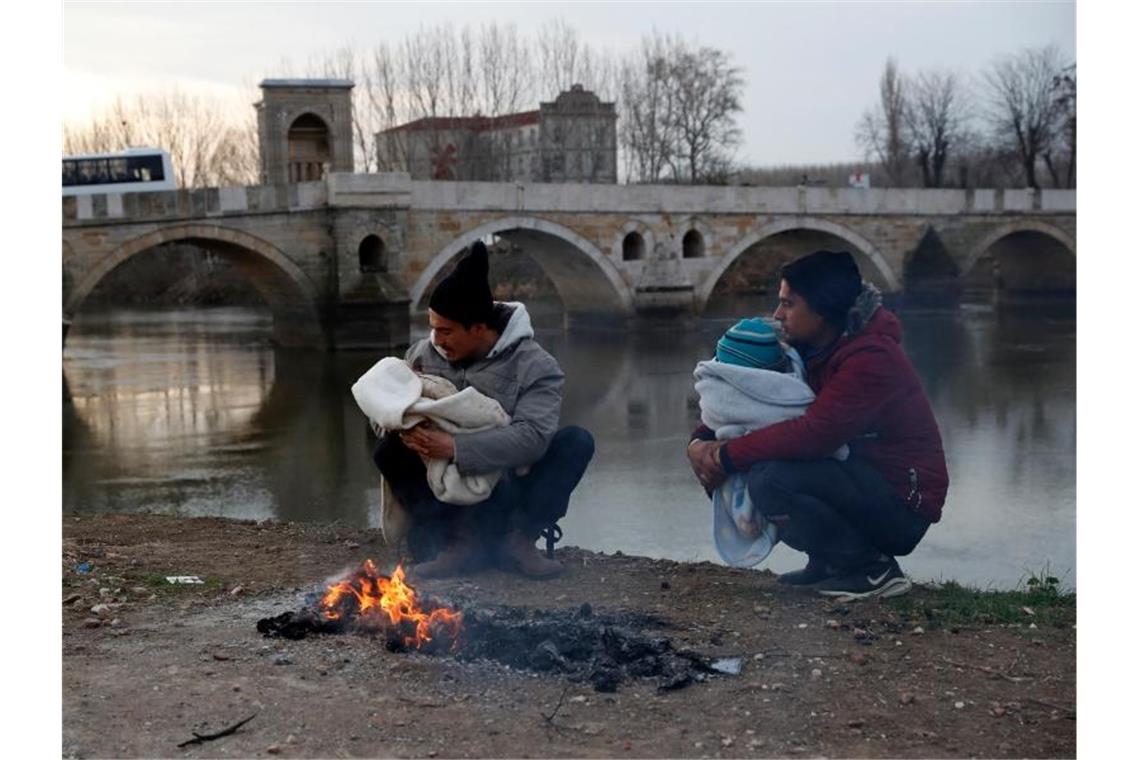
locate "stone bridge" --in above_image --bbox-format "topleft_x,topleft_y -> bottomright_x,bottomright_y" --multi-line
62,174 -> 1075,349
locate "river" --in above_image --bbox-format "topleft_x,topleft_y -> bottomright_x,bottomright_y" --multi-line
63,298 -> 1075,589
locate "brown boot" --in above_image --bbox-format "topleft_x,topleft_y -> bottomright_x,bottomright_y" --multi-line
498,529 -> 564,579
412,537 -> 480,579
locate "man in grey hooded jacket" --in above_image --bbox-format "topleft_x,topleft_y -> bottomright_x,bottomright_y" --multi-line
372,241 -> 595,579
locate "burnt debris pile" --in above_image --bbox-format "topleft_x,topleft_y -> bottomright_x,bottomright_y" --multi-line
458,602 -> 716,692
256,600 -> 717,691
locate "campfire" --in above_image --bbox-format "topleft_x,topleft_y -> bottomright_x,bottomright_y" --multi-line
258,560 -> 721,692
258,560 -> 463,653
321,560 -> 463,651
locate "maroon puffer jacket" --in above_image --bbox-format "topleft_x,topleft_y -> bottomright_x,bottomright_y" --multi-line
699,303 -> 949,522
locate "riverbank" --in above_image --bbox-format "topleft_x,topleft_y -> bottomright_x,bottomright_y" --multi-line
62,514 -> 1075,758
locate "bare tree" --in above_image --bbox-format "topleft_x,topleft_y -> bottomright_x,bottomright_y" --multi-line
537,18 -> 581,98
856,57 -> 910,185
903,69 -> 971,187
667,41 -> 743,183
618,33 -> 741,184
983,44 -> 1067,190
1051,63 -> 1076,188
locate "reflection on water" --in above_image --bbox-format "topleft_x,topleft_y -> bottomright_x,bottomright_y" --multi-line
63,300 -> 1076,588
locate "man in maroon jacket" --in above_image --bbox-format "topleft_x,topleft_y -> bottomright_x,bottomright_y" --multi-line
688,250 -> 949,600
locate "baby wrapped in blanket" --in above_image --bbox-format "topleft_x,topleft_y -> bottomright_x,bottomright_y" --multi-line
693,318 -> 848,567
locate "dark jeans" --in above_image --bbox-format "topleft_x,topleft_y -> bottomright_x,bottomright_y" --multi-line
373,426 -> 595,561
746,457 -> 930,572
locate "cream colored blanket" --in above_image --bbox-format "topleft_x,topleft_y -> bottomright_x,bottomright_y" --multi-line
352,357 -> 510,508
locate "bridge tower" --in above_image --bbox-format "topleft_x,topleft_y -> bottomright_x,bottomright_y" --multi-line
256,79 -> 355,186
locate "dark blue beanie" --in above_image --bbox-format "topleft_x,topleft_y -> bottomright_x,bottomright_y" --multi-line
780,250 -> 862,328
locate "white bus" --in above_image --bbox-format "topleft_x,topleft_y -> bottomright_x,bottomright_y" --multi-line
62,147 -> 176,196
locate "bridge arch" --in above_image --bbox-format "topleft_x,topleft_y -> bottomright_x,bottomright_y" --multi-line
410,216 -> 635,316
64,223 -> 326,347
962,220 -> 1075,278
696,217 -> 900,311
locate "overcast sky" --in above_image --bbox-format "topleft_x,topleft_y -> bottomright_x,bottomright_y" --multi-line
63,1 -> 1074,166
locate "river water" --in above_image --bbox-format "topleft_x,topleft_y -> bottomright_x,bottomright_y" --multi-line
62,299 -> 1075,589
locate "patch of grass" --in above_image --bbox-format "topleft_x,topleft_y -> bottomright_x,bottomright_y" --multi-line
886,568 -> 1075,629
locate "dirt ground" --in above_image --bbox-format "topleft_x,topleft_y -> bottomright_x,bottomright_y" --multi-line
62,514 -> 1075,759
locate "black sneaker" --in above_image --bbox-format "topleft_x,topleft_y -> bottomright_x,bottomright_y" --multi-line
777,557 -> 835,586
816,558 -> 911,601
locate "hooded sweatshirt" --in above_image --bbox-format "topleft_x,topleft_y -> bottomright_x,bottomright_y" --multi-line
693,285 -> 950,523
405,302 -> 565,476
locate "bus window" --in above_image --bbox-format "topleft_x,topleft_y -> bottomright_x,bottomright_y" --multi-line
109,158 -> 129,183
128,154 -> 164,182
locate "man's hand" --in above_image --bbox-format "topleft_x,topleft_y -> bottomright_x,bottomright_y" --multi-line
687,439 -> 728,493
401,425 -> 456,460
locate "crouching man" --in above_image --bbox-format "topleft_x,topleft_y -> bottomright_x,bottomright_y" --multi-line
373,241 -> 595,579
687,250 -> 949,600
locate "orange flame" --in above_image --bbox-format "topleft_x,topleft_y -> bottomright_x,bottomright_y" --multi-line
319,559 -> 463,650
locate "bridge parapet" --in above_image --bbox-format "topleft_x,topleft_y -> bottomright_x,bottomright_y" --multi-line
63,181 -> 329,225
401,180 -> 1074,216
64,175 -> 1075,225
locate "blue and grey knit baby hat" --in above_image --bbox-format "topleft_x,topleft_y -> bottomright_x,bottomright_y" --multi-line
716,318 -> 784,369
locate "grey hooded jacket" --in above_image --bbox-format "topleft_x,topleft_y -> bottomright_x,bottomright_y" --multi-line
405,302 -> 564,476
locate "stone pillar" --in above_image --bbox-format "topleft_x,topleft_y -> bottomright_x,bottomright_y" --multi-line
255,79 -> 355,187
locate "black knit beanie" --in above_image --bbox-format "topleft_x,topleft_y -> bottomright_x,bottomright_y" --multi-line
429,241 -> 494,326
780,250 -> 863,328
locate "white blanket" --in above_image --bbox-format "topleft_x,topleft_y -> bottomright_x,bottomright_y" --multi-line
693,354 -> 848,567
352,356 -> 511,506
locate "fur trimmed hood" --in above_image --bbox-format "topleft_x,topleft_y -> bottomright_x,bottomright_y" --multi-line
844,281 -> 884,337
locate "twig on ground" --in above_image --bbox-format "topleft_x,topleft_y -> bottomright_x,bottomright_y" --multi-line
541,684 -> 572,723
941,657 -> 1031,683
758,649 -> 847,659
176,713 -> 257,748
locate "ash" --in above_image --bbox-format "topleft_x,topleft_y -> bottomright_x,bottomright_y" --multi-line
256,600 -> 717,692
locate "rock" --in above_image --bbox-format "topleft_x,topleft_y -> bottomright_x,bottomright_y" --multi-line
63,594 -> 82,606
811,669 -> 823,679
911,626 -> 925,635
213,653 -> 231,661
272,654 -> 292,666
266,745 -> 281,755
826,619 -> 840,629
90,604 -> 112,618
753,605 -> 770,614
230,585 -> 245,596
847,719 -> 865,728
82,618 -> 102,629
660,580 -> 671,590
797,623 -> 808,629
851,652 -> 870,666
991,706 -> 1007,717
899,692 -> 915,705
344,541 -> 360,549
721,737 -> 734,747
954,701 -> 965,709
753,653 -> 765,661
98,588 -> 113,598
570,695 -> 588,704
